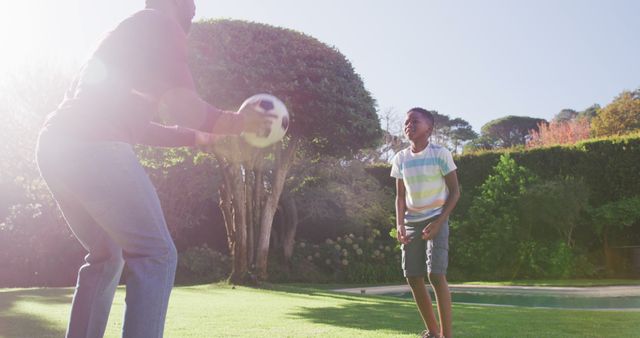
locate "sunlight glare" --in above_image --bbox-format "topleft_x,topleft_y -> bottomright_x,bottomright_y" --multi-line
0,0 -> 85,74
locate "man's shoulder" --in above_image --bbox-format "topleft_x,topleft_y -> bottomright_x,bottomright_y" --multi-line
117,9 -> 182,35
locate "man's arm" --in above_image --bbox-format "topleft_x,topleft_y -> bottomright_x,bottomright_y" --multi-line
423,170 -> 460,240
136,121 -> 222,148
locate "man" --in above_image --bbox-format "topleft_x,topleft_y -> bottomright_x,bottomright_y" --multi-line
36,1 -> 271,337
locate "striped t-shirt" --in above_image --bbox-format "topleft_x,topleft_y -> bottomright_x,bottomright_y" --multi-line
390,143 -> 457,223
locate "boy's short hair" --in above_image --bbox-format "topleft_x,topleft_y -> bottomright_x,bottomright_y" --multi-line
408,107 -> 435,126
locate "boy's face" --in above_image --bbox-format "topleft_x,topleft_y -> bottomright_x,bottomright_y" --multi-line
404,110 -> 433,142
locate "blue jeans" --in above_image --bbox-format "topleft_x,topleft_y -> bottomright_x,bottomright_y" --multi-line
36,128 -> 177,338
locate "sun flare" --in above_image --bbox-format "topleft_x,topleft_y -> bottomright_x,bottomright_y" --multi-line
0,1 -> 85,73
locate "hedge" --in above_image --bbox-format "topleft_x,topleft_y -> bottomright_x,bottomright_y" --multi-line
367,132 -> 640,216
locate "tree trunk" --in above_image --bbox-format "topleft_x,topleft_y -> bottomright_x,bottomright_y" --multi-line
280,192 -> 299,263
246,174 -> 255,269
251,163 -> 264,266
255,141 -> 298,279
229,165 -> 249,283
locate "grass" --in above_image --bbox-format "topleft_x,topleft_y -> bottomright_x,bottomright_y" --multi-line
284,279 -> 640,290
458,279 -> 640,287
0,283 -> 639,337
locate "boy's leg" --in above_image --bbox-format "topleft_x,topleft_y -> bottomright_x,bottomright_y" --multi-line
403,223 -> 439,335
428,273 -> 451,338
427,219 -> 451,338
406,276 -> 439,334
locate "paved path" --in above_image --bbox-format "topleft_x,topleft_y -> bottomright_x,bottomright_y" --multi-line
335,284 -> 640,297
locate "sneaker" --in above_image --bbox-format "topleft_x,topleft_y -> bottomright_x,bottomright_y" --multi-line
419,330 -> 441,338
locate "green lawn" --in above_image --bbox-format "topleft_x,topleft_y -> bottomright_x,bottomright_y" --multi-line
459,279 -> 640,287
1,283 -> 639,338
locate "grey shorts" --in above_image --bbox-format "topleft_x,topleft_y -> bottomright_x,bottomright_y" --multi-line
401,217 -> 449,277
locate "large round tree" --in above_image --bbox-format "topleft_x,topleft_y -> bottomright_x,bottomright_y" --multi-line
187,20 -> 381,283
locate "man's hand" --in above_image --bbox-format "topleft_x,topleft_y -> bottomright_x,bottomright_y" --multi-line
237,105 -> 278,135
396,224 -> 411,245
422,218 -> 444,240
194,130 -> 222,147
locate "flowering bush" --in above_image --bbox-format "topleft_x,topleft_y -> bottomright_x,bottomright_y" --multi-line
292,229 -> 402,283
527,118 -> 591,148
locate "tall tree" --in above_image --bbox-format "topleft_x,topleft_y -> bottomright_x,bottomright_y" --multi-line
188,20 -> 381,283
425,111 -> 477,154
553,109 -> 578,122
578,104 -> 600,121
480,115 -> 547,148
591,90 -> 640,137
448,117 -> 478,153
430,111 -> 451,146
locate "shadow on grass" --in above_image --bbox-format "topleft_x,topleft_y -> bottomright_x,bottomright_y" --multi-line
288,300 -> 423,335
257,284 -> 426,335
0,288 -> 72,337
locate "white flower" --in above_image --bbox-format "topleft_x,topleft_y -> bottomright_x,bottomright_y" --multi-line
325,239 -> 334,245
352,244 -> 359,250
367,238 -> 374,244
356,248 -> 363,255
349,233 -> 355,238
299,242 -> 306,248
325,259 -> 331,265
345,237 -> 353,244
342,259 -> 349,266
373,250 -> 381,256
334,244 -> 341,251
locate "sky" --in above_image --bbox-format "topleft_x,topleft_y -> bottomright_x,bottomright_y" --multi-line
0,0 -> 638,132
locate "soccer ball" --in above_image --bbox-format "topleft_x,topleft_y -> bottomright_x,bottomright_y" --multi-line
239,93 -> 290,148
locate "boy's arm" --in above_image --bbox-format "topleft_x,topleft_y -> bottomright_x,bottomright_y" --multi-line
423,170 -> 460,240
396,179 -> 410,244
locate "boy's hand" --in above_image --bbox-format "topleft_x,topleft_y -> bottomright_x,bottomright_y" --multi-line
396,224 -> 410,244
422,219 -> 444,240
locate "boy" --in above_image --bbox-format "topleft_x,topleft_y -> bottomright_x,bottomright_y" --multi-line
390,107 -> 460,338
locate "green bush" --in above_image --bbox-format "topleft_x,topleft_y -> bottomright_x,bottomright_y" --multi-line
0,201 -> 84,287
514,241 -> 575,279
452,154 -> 539,279
176,245 -> 231,284
518,177 -> 590,247
451,154 -> 597,280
